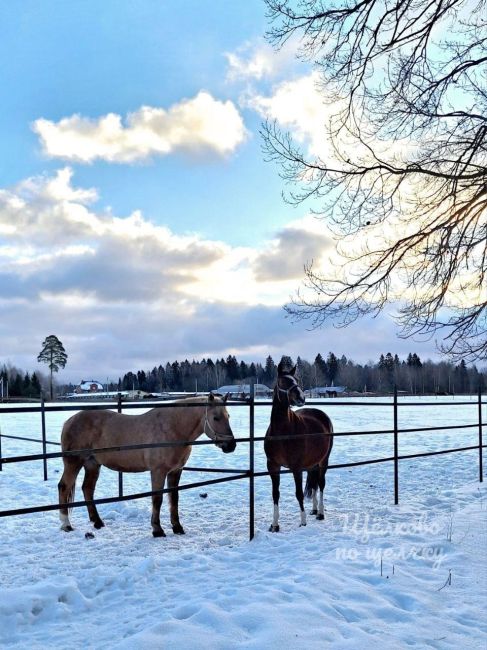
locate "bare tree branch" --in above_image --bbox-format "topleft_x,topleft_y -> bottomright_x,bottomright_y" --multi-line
263,0 -> 487,362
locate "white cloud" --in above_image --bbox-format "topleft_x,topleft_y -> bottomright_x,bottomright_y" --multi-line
252,221 -> 333,282
226,49 -> 274,81
0,168 -> 228,299
32,92 -> 248,163
0,169 -> 336,315
0,168 -> 340,309
246,70 -> 421,173
182,215 -> 336,307
0,169 -> 329,379
225,39 -> 298,81
0,169 -> 441,381
244,72 -> 337,159
1,170 -> 329,310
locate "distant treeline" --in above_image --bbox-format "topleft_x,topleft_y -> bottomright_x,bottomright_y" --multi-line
62,352 -> 485,396
1,365 -> 43,398
3,353 -> 485,399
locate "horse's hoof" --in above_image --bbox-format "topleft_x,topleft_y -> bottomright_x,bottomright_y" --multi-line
152,529 -> 166,538
269,524 -> 280,533
310,509 -> 318,515
300,523 -> 307,527
316,513 -> 325,521
61,524 -> 74,532
93,520 -> 105,529
172,524 -> 185,535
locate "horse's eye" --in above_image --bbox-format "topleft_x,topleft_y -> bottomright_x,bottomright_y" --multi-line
213,416 -> 221,421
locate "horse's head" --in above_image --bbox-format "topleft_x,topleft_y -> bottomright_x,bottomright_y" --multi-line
276,362 -> 306,407
204,393 -> 236,453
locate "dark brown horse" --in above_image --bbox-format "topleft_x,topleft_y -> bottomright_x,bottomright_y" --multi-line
58,394 -> 236,537
264,362 -> 333,531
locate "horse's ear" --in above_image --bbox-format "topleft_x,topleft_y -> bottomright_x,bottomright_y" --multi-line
277,360 -> 284,375
208,392 -> 215,402
290,365 -> 297,376
223,392 -> 229,403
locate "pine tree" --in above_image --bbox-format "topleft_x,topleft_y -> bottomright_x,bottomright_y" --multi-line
279,355 -> 294,372
384,353 -> 395,390
454,360 -> 468,394
296,356 -> 312,389
249,362 -> 257,382
157,365 -> 166,391
10,373 -> 23,397
327,352 -> 339,384
37,335 -> 68,400
23,372 -> 31,397
313,353 -> 328,386
171,362 -> 181,390
239,360 -> 250,380
384,353 -> 393,372
263,356 -> 277,384
205,358 -> 216,390
31,372 -> 41,397
137,370 -> 148,392
164,363 -> 173,390
123,371 -> 136,391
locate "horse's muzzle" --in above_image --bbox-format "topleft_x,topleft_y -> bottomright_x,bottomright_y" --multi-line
220,439 -> 237,453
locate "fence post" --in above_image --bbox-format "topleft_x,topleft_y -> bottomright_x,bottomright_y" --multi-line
117,393 -> 123,497
479,383 -> 483,483
393,385 -> 399,504
249,380 -> 255,540
41,395 -> 48,481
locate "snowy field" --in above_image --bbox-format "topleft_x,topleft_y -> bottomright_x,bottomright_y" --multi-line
0,396 -> 486,649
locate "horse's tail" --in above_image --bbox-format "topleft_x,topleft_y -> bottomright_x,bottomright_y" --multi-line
305,466 -> 319,499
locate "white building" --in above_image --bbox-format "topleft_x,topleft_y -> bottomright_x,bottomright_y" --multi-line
75,380 -> 104,393
309,385 -> 347,398
216,383 -> 273,399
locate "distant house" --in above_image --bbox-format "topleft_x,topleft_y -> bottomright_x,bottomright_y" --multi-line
75,380 -> 104,394
314,385 -> 347,398
216,383 -> 273,399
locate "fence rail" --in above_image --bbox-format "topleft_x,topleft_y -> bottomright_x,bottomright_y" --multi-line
0,386 -> 485,540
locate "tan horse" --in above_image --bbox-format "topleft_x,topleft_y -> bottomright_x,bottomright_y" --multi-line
58,394 -> 236,537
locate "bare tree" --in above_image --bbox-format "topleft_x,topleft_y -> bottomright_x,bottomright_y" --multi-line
262,0 -> 487,362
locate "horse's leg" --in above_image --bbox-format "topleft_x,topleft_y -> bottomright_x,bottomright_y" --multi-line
58,457 -> 83,532
268,460 -> 281,532
317,459 -> 330,521
150,468 -> 167,537
167,468 -> 185,535
311,489 -> 318,516
293,470 -> 306,527
82,460 -> 104,529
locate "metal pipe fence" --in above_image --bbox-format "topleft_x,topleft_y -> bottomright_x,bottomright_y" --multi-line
0,385 -> 485,541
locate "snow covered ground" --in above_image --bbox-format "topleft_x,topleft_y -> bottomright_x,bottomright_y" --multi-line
0,396 -> 486,649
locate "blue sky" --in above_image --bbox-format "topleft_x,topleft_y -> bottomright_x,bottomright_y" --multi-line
0,1 -> 444,383
0,0 -> 292,244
